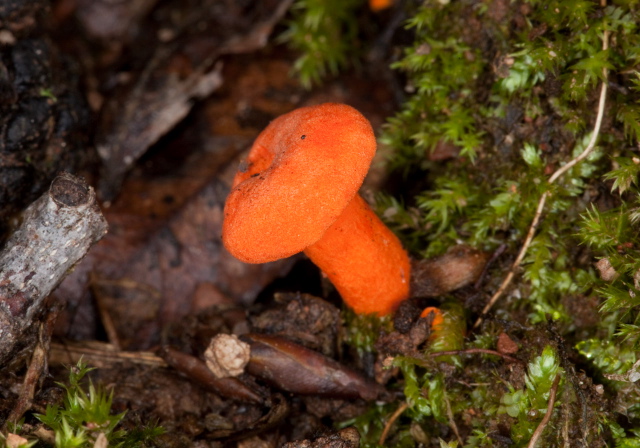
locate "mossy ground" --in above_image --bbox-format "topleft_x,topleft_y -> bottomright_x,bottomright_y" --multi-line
284,0 -> 640,446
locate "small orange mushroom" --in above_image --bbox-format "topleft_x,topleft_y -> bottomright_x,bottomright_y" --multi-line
420,304 -> 465,366
222,103 -> 410,315
420,306 -> 445,331
369,0 -> 394,12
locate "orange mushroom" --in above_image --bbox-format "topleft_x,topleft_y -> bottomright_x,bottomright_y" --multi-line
420,304 -> 465,366
420,306 -> 445,331
369,0 -> 394,12
222,103 -> 410,315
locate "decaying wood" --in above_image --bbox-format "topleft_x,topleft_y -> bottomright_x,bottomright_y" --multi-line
0,0 -> 89,226
0,172 -> 108,366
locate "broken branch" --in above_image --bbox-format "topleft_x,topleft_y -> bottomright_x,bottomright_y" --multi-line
0,173 -> 108,366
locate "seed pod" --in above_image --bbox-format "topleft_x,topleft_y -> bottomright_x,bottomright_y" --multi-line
242,333 -> 383,400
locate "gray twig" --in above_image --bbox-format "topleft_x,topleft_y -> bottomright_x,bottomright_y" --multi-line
0,172 -> 108,366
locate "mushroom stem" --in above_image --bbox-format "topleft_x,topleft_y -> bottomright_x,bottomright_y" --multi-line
304,194 -> 409,315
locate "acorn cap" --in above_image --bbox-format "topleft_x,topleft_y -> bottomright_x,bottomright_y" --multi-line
222,103 -> 376,263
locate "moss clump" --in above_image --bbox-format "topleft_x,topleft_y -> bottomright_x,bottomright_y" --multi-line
2,361 -> 164,448
279,0 -> 365,89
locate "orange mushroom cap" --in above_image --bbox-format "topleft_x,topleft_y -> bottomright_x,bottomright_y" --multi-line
223,103 -> 377,263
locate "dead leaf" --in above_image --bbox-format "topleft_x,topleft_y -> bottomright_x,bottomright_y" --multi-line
96,0 -> 294,200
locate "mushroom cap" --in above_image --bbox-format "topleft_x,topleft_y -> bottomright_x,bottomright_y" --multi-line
222,103 -> 377,263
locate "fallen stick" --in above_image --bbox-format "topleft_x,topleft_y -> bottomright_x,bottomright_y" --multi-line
0,172 -> 108,366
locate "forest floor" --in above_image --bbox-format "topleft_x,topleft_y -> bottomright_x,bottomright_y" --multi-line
1,1 -> 638,447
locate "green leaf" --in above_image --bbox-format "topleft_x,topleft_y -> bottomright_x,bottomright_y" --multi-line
617,105 -> 640,143
603,157 -> 640,194
34,360 -> 162,447
438,438 -> 459,448
500,389 -> 527,418
569,50 -> 614,83
521,143 -> 543,168
279,0 -> 363,88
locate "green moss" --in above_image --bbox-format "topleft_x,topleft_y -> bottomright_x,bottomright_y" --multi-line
382,2 -> 486,168
343,310 -> 393,356
32,361 -> 163,447
279,0 -> 365,89
499,346 -> 563,444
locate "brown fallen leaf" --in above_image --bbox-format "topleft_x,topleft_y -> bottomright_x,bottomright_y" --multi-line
53,135 -> 294,348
